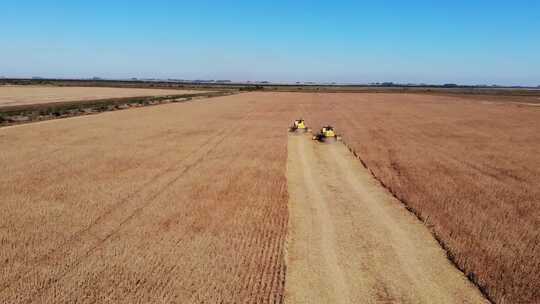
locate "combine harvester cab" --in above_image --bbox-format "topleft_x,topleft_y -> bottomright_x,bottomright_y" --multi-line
288,119 -> 311,133
312,125 -> 342,142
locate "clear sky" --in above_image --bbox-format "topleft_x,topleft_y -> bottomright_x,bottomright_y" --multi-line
1,1 -> 539,85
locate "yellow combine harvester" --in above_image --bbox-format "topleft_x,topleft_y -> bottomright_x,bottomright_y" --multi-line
288,119 -> 310,133
312,125 -> 341,142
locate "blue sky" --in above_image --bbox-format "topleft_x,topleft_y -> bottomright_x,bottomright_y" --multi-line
1,1 -> 539,85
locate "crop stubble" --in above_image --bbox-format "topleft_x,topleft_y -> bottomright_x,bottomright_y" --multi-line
0,86 -> 206,107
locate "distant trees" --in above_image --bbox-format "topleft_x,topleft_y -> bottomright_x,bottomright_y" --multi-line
239,85 -> 264,91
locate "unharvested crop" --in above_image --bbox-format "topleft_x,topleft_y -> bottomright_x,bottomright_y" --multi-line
0,94 -> 289,303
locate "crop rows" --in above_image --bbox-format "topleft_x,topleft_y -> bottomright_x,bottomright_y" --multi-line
2,91 -> 538,303
0,94 -> 290,303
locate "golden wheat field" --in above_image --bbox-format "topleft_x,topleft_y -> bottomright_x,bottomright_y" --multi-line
0,92 -> 539,303
0,86 -> 205,107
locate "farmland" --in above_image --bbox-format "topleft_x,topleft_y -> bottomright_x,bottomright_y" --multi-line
296,92 -> 540,303
285,133 -> 487,303
0,91 -> 539,303
0,94 -> 289,303
0,86 -> 231,127
0,86 -> 206,108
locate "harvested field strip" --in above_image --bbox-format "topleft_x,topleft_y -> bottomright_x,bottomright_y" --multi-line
0,86 -> 207,107
285,134 -> 487,303
0,91 -> 234,127
0,93 -> 289,303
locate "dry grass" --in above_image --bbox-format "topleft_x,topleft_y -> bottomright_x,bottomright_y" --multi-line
0,86 -> 206,107
294,92 -> 540,304
0,94 -> 289,303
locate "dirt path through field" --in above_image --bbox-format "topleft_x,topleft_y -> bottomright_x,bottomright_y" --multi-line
285,134 -> 488,303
